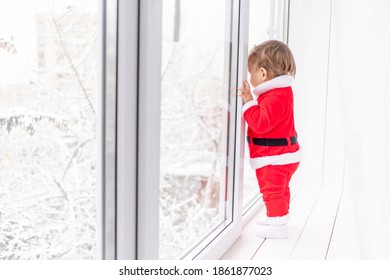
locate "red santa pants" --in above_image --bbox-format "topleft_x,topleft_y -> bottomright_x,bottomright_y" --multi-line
255,162 -> 300,217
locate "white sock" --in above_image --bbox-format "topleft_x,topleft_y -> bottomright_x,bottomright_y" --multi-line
257,213 -> 290,226
256,224 -> 288,239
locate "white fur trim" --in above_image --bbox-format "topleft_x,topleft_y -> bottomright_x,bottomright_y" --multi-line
249,146 -> 303,170
242,100 -> 258,115
253,74 -> 293,97
257,214 -> 290,226
256,224 -> 288,239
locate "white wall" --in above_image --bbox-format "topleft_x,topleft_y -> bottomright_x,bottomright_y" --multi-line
290,0 -> 390,258
329,0 -> 390,258
288,0 -> 333,188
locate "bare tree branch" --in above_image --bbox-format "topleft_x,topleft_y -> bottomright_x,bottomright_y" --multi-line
48,6 -> 96,115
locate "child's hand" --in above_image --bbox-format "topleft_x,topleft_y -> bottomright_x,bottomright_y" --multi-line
237,80 -> 253,104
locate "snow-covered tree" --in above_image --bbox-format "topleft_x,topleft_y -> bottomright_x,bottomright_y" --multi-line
0,2 -> 97,260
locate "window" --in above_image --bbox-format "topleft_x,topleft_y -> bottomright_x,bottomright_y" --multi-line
242,0 -> 290,212
159,0 -> 233,260
0,0 -> 291,260
0,0 -> 99,260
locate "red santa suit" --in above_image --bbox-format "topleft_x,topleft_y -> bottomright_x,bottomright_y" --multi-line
242,74 -> 303,217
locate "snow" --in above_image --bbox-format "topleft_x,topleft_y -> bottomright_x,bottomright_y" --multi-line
0,1 -> 97,260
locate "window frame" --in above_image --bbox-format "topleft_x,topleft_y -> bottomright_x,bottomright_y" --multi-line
116,0 -> 139,260
100,0 -> 162,261
99,0 -> 118,260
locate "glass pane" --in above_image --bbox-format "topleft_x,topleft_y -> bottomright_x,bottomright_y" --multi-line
160,0 -> 231,259
0,0 -> 99,259
243,0 -> 288,211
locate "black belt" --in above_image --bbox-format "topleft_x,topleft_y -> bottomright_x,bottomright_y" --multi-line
247,136 -> 297,146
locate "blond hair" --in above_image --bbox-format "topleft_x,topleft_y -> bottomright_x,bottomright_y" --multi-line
248,40 -> 296,79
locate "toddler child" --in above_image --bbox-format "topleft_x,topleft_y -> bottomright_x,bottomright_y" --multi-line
238,40 -> 303,239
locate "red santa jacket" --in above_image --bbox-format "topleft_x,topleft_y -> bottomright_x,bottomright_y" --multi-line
242,74 -> 303,169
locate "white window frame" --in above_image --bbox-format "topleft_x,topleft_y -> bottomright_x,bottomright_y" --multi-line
116,0 -> 162,260
99,0 -> 118,260
100,0 -> 162,261
116,0 -> 139,259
